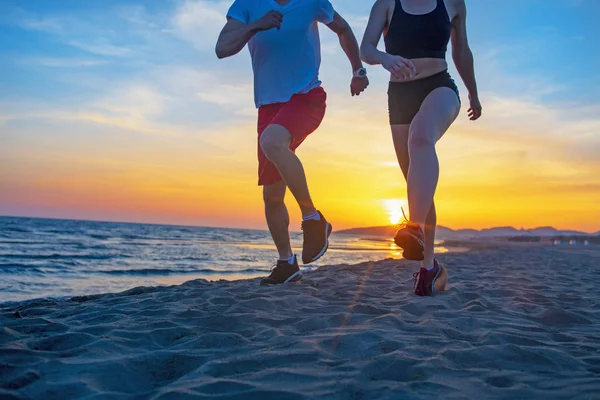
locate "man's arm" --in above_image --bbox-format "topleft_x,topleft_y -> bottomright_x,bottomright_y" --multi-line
451,0 -> 481,120
326,12 -> 362,71
215,11 -> 283,59
326,12 -> 369,96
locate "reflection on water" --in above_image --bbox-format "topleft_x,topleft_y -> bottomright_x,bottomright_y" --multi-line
0,216 -> 469,303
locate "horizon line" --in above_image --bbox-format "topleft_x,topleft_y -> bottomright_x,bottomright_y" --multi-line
1,214 -> 598,235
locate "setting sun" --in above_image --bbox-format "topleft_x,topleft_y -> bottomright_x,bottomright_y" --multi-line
382,199 -> 408,225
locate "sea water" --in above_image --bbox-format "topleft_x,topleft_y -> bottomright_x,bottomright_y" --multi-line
0,216 -> 452,303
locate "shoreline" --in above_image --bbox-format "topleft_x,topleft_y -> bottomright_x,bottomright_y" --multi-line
0,242 -> 471,306
1,239 -> 594,308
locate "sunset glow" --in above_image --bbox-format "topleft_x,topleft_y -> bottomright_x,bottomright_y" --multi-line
1,1 -> 599,233
382,199 -> 408,225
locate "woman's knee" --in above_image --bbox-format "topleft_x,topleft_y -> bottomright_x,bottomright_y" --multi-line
408,123 -> 437,150
391,126 -> 410,179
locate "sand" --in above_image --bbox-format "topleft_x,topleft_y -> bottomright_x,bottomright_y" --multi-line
1,246 -> 599,399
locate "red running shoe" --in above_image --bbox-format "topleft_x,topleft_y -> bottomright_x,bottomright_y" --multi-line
413,259 -> 447,296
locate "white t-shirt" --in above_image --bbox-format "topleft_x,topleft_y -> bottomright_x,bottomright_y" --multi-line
227,0 -> 335,108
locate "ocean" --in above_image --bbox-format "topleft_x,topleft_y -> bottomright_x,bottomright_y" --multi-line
0,216 -> 453,304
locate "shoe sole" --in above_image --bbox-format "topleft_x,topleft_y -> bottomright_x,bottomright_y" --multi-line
431,265 -> 447,295
395,232 -> 425,261
284,270 -> 303,283
304,222 -> 332,264
261,270 -> 303,285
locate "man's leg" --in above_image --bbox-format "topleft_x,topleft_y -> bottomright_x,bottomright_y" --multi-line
392,126 -> 437,269
260,123 -> 331,264
263,180 -> 293,260
260,179 -> 302,285
260,124 -> 316,217
258,88 -> 330,265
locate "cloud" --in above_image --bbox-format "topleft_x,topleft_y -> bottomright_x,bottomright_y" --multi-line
94,84 -> 167,119
0,60 -> 255,138
12,7 -> 137,58
23,57 -> 109,68
68,40 -> 133,57
344,14 -> 369,35
464,46 -> 568,101
116,5 -> 158,28
20,16 -> 64,33
171,0 -> 229,50
196,83 -> 253,106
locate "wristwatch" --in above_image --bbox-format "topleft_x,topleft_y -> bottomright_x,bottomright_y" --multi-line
353,67 -> 368,79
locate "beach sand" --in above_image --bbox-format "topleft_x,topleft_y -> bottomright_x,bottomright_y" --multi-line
1,246 -> 599,399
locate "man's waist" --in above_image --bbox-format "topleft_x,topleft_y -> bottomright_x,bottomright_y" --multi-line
254,81 -> 323,108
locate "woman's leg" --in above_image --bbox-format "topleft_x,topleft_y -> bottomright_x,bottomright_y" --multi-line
392,125 -> 437,268
406,87 -> 460,266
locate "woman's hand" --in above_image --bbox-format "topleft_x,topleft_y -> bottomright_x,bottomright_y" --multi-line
381,53 -> 416,80
468,94 -> 482,121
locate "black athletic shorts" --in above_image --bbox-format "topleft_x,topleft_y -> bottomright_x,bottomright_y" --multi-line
388,70 -> 460,125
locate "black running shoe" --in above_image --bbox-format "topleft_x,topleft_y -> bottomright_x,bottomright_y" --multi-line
394,221 -> 425,261
301,211 -> 332,264
260,255 -> 302,285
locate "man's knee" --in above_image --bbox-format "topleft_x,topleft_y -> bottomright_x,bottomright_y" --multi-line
260,125 -> 290,158
263,183 -> 286,208
264,193 -> 285,208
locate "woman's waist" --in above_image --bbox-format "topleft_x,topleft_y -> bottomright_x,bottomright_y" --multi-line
389,58 -> 448,83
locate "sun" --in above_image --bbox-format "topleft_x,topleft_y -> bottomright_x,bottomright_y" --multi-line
382,199 -> 408,225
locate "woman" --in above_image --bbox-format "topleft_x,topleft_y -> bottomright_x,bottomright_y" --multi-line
360,0 -> 482,296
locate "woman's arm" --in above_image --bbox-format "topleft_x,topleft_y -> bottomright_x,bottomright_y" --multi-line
451,0 -> 482,120
359,0 -> 389,66
360,0 -> 416,80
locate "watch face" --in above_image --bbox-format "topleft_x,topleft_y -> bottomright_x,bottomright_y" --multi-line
359,69 -> 367,77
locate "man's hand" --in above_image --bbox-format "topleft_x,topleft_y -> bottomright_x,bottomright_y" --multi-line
468,94 -> 482,121
250,10 -> 283,32
351,76 -> 369,96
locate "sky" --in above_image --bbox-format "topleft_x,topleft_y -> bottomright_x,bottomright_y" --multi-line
1,0 -> 599,232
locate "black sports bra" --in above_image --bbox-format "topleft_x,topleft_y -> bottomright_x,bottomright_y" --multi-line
384,0 -> 451,59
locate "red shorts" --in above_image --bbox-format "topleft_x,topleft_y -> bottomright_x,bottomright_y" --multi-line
257,87 -> 327,186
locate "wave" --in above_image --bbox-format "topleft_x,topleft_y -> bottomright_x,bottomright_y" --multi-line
175,255 -> 211,262
0,240 -> 45,245
87,234 -> 112,240
117,234 -> 191,241
0,264 -> 45,274
0,253 -> 126,261
0,262 -> 39,269
93,267 -> 265,276
0,226 -> 32,233
327,245 -> 394,252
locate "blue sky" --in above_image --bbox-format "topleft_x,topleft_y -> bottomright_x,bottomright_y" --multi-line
1,0 -> 599,231
1,0 -> 598,107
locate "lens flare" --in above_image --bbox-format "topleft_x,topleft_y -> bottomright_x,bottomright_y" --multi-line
382,198 -> 407,225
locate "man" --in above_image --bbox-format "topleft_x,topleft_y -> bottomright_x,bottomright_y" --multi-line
216,0 -> 369,284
